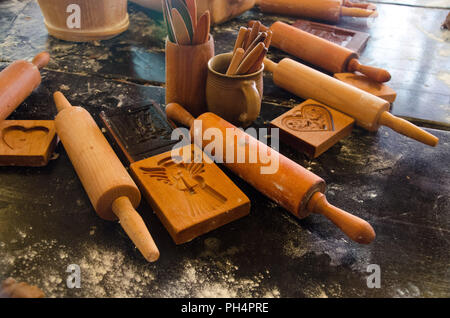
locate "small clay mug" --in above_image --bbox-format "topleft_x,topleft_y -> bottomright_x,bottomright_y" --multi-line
206,52 -> 263,127
165,35 -> 215,118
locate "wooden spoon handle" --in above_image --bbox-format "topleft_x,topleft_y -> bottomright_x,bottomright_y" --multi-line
166,102 -> 196,128
348,58 -> 391,83
112,196 -> 160,262
308,192 -> 375,244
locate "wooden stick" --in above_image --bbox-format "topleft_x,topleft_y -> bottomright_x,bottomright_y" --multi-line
236,42 -> 265,75
247,46 -> 268,74
264,30 -> 273,49
226,48 -> 246,75
243,32 -> 267,59
233,27 -> 248,54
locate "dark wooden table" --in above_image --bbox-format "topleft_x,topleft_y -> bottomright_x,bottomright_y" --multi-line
0,1 -> 449,298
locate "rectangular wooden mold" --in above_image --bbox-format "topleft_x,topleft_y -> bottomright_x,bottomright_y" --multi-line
334,73 -> 397,104
100,103 -> 181,164
292,19 -> 370,55
271,99 -> 354,158
130,144 -> 251,244
0,120 -> 57,167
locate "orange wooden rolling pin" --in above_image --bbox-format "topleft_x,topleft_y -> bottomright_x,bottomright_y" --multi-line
166,102 -> 375,244
0,52 -> 50,122
263,58 -> 438,147
256,0 -> 377,24
250,21 -> 390,83
53,92 -> 159,262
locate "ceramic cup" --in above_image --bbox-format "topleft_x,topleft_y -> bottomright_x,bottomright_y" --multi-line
165,35 -> 215,118
206,52 -> 263,127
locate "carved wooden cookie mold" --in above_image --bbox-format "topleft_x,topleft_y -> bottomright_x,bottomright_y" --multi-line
271,100 -> 354,159
0,120 -> 58,167
131,144 -> 250,244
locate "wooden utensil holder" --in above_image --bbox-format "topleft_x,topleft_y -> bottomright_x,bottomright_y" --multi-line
165,35 -> 215,118
37,0 -> 129,42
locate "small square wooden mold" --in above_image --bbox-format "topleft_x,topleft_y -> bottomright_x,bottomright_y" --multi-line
130,144 -> 251,244
0,120 -> 57,167
271,99 -> 354,158
334,73 -> 397,104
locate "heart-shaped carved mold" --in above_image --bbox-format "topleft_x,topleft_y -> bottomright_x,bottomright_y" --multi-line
281,104 -> 334,132
2,125 -> 50,150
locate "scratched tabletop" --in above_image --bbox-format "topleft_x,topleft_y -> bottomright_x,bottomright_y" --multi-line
0,1 -> 449,298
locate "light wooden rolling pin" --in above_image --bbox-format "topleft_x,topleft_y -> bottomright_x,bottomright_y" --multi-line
250,21 -> 390,83
263,58 -> 438,147
54,92 -> 159,262
0,52 -> 50,122
256,0 -> 377,24
166,102 -> 376,244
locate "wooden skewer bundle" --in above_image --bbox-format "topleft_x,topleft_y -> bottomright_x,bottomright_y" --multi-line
226,21 -> 272,76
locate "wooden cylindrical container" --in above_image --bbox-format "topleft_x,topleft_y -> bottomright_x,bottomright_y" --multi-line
55,106 -> 141,221
165,35 -> 215,118
37,0 -> 129,42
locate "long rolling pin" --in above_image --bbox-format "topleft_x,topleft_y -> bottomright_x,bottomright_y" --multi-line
256,0 -> 377,24
166,102 -> 375,244
0,52 -> 50,122
53,92 -> 159,262
250,21 -> 390,83
263,58 -> 438,147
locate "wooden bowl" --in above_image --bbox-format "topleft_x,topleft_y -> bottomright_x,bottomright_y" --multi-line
37,0 -> 129,42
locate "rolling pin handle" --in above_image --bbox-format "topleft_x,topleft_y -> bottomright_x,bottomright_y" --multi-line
347,58 -> 391,83
341,7 -> 378,18
308,192 -> 375,244
53,91 -> 73,113
379,112 -> 439,147
263,57 -> 278,73
165,103 -> 196,128
32,52 -> 50,70
112,196 -> 160,262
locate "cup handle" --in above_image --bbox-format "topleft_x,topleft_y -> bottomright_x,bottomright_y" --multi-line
239,80 -> 261,125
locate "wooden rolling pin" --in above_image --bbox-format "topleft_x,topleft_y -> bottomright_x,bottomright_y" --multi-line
0,52 -> 50,122
251,21 -> 390,83
263,58 -> 438,147
256,0 -> 377,24
166,102 -> 375,244
53,92 -> 159,262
